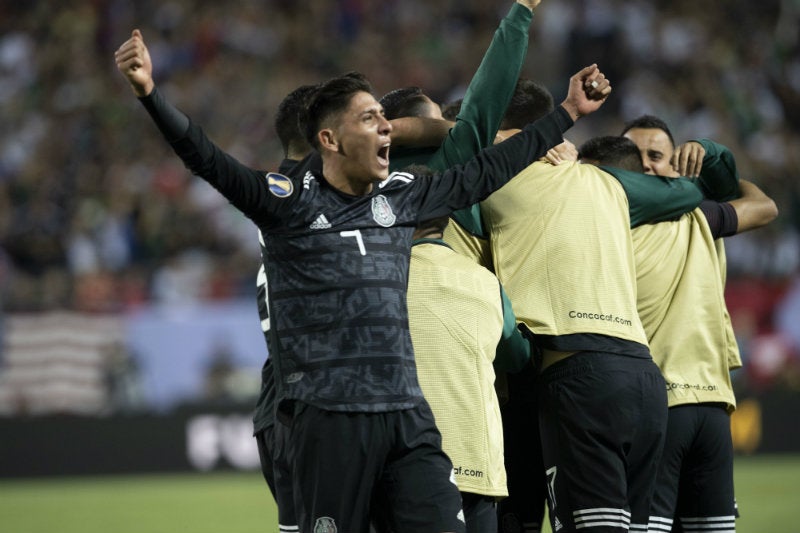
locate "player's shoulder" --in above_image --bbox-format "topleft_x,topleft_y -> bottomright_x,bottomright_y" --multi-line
264,163 -> 322,202
377,170 -> 418,191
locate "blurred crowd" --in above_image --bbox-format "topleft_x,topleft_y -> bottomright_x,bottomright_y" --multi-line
0,0 -> 799,400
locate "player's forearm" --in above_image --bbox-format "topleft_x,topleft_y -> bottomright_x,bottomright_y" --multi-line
729,179 -> 779,232
138,86 -> 190,142
139,87 -> 271,221
390,117 -> 453,148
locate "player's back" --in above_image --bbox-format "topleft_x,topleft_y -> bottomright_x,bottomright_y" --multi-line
482,160 -> 647,345
407,240 -> 508,497
632,209 -> 739,409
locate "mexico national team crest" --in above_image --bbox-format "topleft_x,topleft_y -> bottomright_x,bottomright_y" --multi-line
313,516 -> 337,533
371,194 -> 396,227
266,172 -> 294,198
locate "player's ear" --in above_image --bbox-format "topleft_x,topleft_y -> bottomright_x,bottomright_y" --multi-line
318,129 -> 338,152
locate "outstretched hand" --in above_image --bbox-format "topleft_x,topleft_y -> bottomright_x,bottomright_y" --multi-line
114,29 -> 154,97
559,64 -> 611,121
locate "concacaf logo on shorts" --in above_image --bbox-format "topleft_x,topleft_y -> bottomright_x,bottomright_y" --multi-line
266,172 -> 294,198
371,194 -> 396,227
313,516 -> 337,533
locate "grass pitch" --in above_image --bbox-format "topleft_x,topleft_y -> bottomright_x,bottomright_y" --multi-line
0,454 -> 797,533
0,472 -> 278,533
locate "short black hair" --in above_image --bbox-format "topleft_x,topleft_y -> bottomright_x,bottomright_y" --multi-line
578,136 -> 645,173
500,78 -> 554,130
274,84 -> 318,157
379,87 -> 431,120
620,114 -> 675,147
302,71 -> 373,149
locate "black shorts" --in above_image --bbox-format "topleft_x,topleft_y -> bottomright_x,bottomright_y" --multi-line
538,351 -> 667,532
649,403 -> 736,533
276,400 -> 465,533
255,426 -> 298,531
462,492 -> 498,533
255,426 -> 276,497
498,367 -> 547,533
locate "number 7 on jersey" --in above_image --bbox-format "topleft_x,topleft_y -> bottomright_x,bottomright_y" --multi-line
340,230 -> 366,255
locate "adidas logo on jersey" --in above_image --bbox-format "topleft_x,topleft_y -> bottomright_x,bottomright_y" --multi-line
310,214 -> 331,229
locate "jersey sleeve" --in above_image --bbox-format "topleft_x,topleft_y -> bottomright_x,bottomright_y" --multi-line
691,138 -> 741,202
699,200 -> 739,238
139,88 -> 292,228
415,107 -> 573,220
426,3 -> 533,171
493,283 -> 531,373
604,167 -> 706,228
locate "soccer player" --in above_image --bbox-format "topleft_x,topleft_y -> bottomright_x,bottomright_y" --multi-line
252,83 -> 318,533
406,209 -> 531,533
115,26 -> 608,533
621,115 -> 778,533
255,83 -> 453,533
256,84 -> 461,533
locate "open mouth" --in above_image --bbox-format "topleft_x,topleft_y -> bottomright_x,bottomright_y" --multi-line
377,143 -> 390,167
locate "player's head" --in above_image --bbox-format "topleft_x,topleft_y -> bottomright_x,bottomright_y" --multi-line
275,84 -> 318,161
441,98 -> 462,122
379,87 -> 443,120
500,78 -> 555,130
620,114 -> 677,177
578,135 -> 645,173
303,71 -> 392,185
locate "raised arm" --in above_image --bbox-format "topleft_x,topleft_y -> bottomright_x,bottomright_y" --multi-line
427,1 -> 538,169
115,30 -> 284,226
417,65 -> 609,218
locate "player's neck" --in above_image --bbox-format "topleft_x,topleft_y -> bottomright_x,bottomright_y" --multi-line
322,160 -> 373,196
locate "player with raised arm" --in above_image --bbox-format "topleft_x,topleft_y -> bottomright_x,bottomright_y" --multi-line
115,25 -> 608,532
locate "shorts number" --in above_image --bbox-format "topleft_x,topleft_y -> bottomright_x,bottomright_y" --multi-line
546,466 -> 557,510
